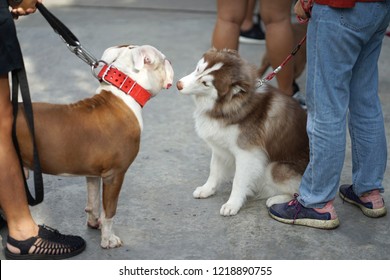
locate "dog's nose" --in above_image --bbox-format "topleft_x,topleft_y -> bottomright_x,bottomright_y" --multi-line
176,80 -> 183,90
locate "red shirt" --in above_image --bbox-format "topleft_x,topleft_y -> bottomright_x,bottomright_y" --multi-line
315,0 -> 384,8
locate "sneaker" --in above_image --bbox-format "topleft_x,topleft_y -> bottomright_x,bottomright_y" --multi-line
239,15 -> 265,44
292,91 -> 307,110
292,81 -> 307,110
239,24 -> 266,44
292,80 -> 300,95
269,195 -> 340,229
339,184 -> 387,218
5,224 -> 86,260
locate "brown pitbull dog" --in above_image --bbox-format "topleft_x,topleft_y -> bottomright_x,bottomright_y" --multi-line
15,45 -> 174,248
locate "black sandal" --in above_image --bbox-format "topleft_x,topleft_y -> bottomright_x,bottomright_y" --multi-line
0,215 -> 6,230
5,224 -> 86,260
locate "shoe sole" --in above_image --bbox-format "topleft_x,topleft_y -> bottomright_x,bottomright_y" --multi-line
339,192 -> 387,218
269,211 -> 340,229
4,243 -> 86,260
239,36 -> 265,45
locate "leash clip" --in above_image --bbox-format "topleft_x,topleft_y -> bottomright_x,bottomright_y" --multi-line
91,60 -> 108,80
67,42 -> 99,68
256,78 -> 265,89
36,2 -> 100,72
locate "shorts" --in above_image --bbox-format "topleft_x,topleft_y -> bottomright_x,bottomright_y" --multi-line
0,0 -> 23,75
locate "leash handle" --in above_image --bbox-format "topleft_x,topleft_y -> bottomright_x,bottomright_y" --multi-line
36,2 -> 99,67
297,0 -> 313,24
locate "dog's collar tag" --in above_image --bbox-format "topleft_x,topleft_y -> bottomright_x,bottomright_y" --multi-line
98,64 -> 152,107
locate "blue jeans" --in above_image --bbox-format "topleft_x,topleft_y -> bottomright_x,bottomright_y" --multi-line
298,1 -> 390,208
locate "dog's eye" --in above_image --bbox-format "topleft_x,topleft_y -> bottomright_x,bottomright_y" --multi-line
202,81 -> 209,87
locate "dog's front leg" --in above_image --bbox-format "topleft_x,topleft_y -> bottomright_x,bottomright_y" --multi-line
220,150 -> 268,216
100,173 -> 124,249
85,177 -> 101,229
193,149 -> 233,199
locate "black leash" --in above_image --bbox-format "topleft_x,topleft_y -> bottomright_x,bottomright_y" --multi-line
36,2 -> 99,68
12,66 -> 44,206
10,3 -> 100,206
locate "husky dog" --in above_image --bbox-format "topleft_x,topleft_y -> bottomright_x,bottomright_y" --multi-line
176,48 -> 309,216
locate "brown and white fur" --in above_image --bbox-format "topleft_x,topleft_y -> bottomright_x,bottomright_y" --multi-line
177,48 -> 308,216
15,45 -> 174,248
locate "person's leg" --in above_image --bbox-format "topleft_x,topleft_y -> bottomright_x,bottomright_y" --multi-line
0,3 -> 86,259
1,75 -> 86,260
298,4 -> 357,208
212,0 -> 248,50
348,2 -> 390,196
268,4 -> 352,229
0,75 -> 39,245
268,4 -> 352,228
241,0 -> 256,31
337,1 -> 390,218
259,0 -> 294,96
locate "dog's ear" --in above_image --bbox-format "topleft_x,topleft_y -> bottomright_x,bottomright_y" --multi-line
232,84 -> 247,95
133,48 -> 154,71
231,64 -> 256,96
101,46 -> 127,65
163,59 -> 174,89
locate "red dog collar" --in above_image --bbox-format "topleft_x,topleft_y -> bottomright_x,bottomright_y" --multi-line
98,64 -> 152,107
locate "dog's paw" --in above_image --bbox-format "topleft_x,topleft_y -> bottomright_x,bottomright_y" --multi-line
87,219 -> 101,229
85,208 -> 101,229
220,202 -> 241,216
101,234 -> 122,249
193,186 -> 215,199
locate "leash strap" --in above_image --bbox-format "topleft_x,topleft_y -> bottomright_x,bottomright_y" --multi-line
36,2 -> 78,48
256,0 -> 311,88
257,35 -> 307,88
36,2 -> 99,67
11,67 -> 44,206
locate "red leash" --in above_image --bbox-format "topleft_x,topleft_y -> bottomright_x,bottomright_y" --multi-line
257,0 -> 312,88
257,35 -> 307,88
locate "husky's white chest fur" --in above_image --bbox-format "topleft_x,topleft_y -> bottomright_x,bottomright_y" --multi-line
194,97 -> 240,151
177,48 -> 309,216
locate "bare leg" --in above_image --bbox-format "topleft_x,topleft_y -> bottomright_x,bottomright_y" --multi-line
0,75 -> 38,253
212,0 -> 248,50
260,0 -> 294,96
241,0 -> 257,31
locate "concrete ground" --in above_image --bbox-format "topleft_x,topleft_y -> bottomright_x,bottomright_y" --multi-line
1,0 -> 390,260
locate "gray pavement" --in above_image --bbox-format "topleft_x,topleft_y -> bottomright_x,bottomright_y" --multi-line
1,0 -> 390,260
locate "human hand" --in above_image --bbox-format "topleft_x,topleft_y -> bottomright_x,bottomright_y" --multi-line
294,0 -> 307,20
9,0 -> 42,19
